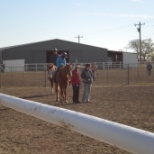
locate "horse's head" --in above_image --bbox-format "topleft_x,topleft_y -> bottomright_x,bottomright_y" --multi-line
49,63 -> 54,68
65,63 -> 72,79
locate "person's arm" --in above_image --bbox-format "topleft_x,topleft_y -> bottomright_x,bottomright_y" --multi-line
56,57 -> 60,67
63,59 -> 66,66
81,70 -> 87,82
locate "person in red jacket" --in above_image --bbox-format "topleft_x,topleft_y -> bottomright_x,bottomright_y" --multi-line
71,64 -> 81,103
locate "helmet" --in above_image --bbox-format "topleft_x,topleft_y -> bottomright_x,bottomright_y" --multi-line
61,52 -> 67,58
53,48 -> 58,52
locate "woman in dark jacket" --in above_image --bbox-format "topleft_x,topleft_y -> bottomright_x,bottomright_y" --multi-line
81,64 -> 93,103
71,65 -> 81,103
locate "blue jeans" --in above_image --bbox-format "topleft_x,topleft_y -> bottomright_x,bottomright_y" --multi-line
82,83 -> 92,102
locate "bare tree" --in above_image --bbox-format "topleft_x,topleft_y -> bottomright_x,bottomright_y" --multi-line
142,39 -> 154,60
127,38 -> 154,61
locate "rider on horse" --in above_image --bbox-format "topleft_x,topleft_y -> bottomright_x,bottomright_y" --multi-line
51,48 -> 59,65
54,52 -> 67,81
56,52 -> 67,70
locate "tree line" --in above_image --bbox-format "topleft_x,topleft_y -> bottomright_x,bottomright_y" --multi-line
127,38 -> 154,61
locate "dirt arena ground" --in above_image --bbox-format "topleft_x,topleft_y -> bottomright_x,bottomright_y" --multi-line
0,80 -> 154,154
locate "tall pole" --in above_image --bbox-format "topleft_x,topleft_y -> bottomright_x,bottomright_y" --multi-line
134,22 -> 145,61
75,35 -> 83,43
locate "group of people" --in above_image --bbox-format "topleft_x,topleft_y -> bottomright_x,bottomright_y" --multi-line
48,48 -> 97,103
71,63 -> 94,103
49,48 -> 67,71
47,48 -> 67,78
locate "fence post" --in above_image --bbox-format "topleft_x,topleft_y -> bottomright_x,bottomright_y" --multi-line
0,72 -> 1,88
107,68 -> 109,83
11,67 -> 13,87
44,64 -> 47,87
44,65 -> 47,87
127,64 -> 130,85
25,64 -> 27,71
36,64 -> 37,71
120,62 -> 122,69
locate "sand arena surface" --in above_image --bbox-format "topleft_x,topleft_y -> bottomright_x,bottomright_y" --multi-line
0,82 -> 154,154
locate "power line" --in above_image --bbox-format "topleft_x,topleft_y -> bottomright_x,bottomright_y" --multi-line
82,24 -> 133,37
142,33 -> 154,38
134,22 -> 145,61
75,35 -> 83,43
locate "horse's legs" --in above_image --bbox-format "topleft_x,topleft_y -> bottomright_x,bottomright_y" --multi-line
60,86 -> 63,103
63,88 -> 65,103
50,79 -> 54,95
64,86 -> 68,103
55,83 -> 59,102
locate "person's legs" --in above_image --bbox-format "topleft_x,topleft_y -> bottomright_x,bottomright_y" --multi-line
72,85 -> 76,103
149,70 -> 152,76
82,83 -> 89,102
92,70 -> 96,81
50,79 -> 54,95
76,86 -> 79,102
147,70 -> 151,76
73,85 -> 79,103
87,84 -> 92,102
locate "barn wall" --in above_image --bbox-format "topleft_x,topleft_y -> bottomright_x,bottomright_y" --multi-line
1,39 -> 108,64
69,50 -> 82,63
123,52 -> 138,68
2,49 -> 46,64
82,48 -> 107,63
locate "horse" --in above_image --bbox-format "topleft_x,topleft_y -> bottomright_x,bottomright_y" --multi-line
55,63 -> 72,103
47,63 -> 57,95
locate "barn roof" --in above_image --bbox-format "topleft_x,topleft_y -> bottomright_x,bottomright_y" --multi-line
0,39 -> 107,51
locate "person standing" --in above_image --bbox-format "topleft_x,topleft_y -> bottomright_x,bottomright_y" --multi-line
71,64 -> 81,103
146,62 -> 152,76
81,64 -> 93,103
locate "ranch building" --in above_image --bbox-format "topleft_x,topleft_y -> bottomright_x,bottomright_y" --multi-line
0,39 -> 137,71
0,39 -> 108,65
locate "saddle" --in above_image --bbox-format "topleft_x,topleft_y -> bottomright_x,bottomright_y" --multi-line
54,66 -> 64,82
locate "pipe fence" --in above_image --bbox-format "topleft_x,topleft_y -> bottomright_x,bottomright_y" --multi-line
0,93 -> 154,154
0,62 -> 154,88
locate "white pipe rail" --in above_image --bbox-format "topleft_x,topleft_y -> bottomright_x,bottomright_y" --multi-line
0,93 -> 154,154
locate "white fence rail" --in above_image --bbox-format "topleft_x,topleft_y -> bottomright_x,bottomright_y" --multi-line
0,93 -> 154,154
1,61 -> 154,72
0,62 -> 137,72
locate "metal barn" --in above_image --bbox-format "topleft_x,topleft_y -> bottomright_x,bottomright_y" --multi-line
0,39 -> 108,65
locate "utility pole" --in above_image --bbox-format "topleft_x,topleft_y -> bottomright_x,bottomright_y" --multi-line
75,35 -> 83,43
134,22 -> 145,62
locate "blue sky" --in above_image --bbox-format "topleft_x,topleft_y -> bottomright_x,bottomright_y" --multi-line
0,0 -> 154,51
